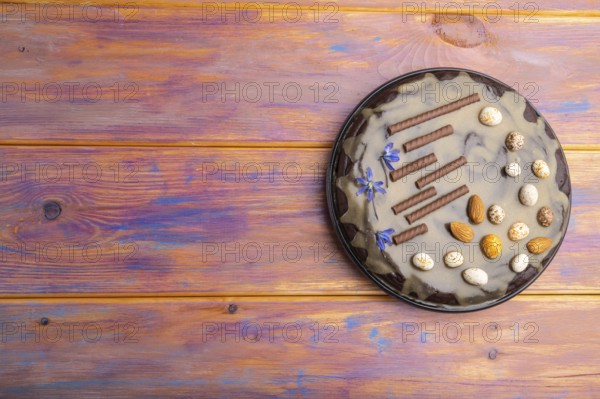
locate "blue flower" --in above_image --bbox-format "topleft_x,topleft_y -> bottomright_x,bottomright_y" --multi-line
375,228 -> 395,251
356,167 -> 386,201
381,143 -> 400,170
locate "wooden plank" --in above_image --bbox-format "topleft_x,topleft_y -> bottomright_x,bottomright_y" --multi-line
0,146 -> 594,296
1,296 -> 599,397
2,0 -> 599,14
0,10 -> 598,145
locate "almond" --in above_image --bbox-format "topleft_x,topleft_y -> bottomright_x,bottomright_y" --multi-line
526,237 -> 553,254
450,222 -> 474,243
467,195 -> 485,225
481,234 -> 502,259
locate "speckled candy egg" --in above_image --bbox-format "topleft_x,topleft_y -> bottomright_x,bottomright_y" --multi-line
505,162 -> 521,177
505,131 -> 525,151
511,254 -> 530,273
412,253 -> 434,271
479,107 -> 503,126
444,251 -> 464,268
537,206 -> 554,227
487,204 -> 505,224
463,268 -> 488,287
519,184 -> 538,206
532,159 -> 550,179
508,222 -> 530,241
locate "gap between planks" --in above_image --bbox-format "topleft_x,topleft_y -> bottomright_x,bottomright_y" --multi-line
1,0 -> 599,18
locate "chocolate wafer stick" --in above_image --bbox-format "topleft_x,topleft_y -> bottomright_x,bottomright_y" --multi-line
388,93 -> 480,135
393,223 -> 428,245
391,186 -> 437,215
415,156 -> 467,189
403,125 -> 453,153
390,153 -> 437,182
405,185 -> 469,225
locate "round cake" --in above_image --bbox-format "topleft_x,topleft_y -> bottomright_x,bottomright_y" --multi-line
327,69 -> 571,311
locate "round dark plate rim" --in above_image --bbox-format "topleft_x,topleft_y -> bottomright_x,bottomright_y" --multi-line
326,67 -> 572,313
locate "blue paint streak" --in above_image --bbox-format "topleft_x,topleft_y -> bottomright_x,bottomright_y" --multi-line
149,164 -> 160,172
329,44 -> 347,52
344,316 -> 362,330
280,370 -> 348,397
296,369 -> 309,398
0,245 -> 28,255
220,377 -> 244,386
369,327 -> 379,338
312,375 -> 345,380
185,175 -> 194,185
121,204 -> 244,245
550,100 -> 590,113
125,263 -> 148,271
377,337 -> 392,353
132,208 -> 201,229
153,197 -> 189,205
560,267 -> 575,277
324,255 -> 338,264
374,36 -> 381,41
368,327 -> 390,353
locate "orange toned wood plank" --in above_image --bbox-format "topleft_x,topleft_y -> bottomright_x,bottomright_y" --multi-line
2,0 -> 599,14
0,147 -> 594,296
1,296 -> 599,397
0,11 -> 598,145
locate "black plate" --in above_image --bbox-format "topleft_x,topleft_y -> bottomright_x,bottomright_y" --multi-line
326,68 -> 572,312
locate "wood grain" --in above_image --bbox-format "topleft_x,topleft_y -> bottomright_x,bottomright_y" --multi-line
1,296 -> 599,397
0,146 -> 594,296
3,0 -> 599,14
0,10 -> 598,145
0,0 -> 598,395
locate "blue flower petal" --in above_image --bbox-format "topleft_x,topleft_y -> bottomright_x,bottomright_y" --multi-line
373,181 -> 385,187
374,185 -> 386,194
376,236 -> 385,251
356,177 -> 368,186
381,143 -> 400,170
366,167 -> 373,181
367,190 -> 374,202
356,186 -> 368,196
375,228 -> 396,250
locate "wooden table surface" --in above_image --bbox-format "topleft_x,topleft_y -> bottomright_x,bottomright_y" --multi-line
1,0 -> 599,397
